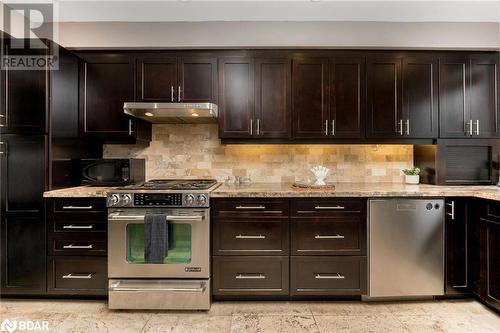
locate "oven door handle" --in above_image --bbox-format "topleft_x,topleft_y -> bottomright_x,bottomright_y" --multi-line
109,286 -> 206,293
108,214 -> 204,221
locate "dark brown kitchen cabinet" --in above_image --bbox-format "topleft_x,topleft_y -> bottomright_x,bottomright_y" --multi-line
218,57 -> 254,138
0,39 -> 48,134
329,57 -> 365,138
470,53 -> 500,138
445,198 -> 471,295
402,55 -> 439,138
254,57 -> 291,138
78,52 -> 151,142
137,56 -> 217,103
366,55 -> 403,138
292,57 -> 329,139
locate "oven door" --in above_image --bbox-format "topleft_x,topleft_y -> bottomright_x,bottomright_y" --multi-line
108,209 -> 209,278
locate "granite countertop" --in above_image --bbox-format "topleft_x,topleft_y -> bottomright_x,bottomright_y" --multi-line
43,183 -> 500,202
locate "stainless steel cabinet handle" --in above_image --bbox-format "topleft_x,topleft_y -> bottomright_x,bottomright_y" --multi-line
235,274 -> 266,279
446,201 -> 455,220
171,86 -> 174,102
315,273 -> 345,279
62,205 -> 93,210
314,205 -> 345,210
62,224 -> 94,230
474,120 -> 480,136
398,119 -> 404,135
62,273 -> 93,279
128,119 -> 133,135
467,119 -> 474,136
250,119 -> 253,136
178,86 -> 181,102
0,114 -> 5,127
256,119 -> 260,136
331,120 -> 335,136
405,119 -> 410,136
0,141 -> 6,155
235,205 -> 266,210
235,234 -> 266,239
63,244 -> 94,249
315,234 -> 345,239
324,120 -> 328,136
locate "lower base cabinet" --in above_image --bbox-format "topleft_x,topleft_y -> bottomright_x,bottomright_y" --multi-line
47,256 -> 107,296
212,256 -> 289,296
290,256 -> 367,296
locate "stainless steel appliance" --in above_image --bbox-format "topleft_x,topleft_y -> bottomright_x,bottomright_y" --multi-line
107,179 -> 219,310
366,199 -> 444,299
81,158 -> 145,186
124,102 -> 218,123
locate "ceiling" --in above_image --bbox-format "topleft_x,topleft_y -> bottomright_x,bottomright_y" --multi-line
16,0 -> 500,23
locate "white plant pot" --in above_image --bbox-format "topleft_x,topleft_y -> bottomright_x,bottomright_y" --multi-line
405,175 -> 420,184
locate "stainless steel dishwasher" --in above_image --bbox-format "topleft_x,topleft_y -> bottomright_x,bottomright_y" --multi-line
366,199 -> 444,299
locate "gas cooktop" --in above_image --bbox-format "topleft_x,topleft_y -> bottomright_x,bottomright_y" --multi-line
120,179 -> 218,191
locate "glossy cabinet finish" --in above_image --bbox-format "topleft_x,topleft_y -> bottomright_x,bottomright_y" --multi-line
292,58 -> 329,139
47,257 -> 107,295
445,198 -> 471,295
137,57 -> 177,101
180,57 -> 218,103
366,55 -> 403,138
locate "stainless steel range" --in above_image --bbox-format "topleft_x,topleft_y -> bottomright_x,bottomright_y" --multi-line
106,179 -> 219,310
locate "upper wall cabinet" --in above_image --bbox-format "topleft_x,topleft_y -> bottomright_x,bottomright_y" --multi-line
219,54 -> 291,139
0,38 -> 48,135
137,55 -> 217,103
78,52 -> 151,142
440,52 -> 500,138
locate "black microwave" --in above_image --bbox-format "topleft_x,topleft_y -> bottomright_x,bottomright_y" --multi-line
81,159 -> 145,186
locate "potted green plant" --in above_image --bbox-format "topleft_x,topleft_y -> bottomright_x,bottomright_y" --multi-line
402,167 -> 421,184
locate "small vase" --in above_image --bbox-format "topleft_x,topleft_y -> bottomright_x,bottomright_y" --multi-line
405,175 -> 420,185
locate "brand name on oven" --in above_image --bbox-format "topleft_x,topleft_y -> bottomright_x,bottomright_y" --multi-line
184,267 -> 202,272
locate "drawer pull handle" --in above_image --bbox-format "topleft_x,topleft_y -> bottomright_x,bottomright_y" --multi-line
235,205 -> 266,210
235,274 -> 266,279
62,224 -> 94,230
62,205 -> 94,210
62,273 -> 93,279
235,234 -> 266,239
315,273 -> 345,279
315,205 -> 345,210
63,244 -> 94,249
315,234 -> 345,239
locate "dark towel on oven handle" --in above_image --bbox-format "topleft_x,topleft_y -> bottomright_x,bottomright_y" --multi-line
144,213 -> 168,264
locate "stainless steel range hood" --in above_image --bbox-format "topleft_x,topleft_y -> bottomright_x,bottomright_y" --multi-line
123,103 -> 218,124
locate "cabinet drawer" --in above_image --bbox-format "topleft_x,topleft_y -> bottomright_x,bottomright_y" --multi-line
47,256 -> 107,295
290,256 -> 367,295
212,256 -> 289,296
50,198 -> 107,214
291,218 -> 366,255
213,199 -> 289,218
291,198 -> 366,217
213,218 -> 289,255
52,219 -> 107,234
49,237 -> 107,256
483,200 -> 500,222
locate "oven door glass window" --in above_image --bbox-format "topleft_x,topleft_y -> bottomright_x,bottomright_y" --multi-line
126,223 -> 192,264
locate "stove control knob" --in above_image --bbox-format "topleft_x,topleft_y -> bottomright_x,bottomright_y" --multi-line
197,194 -> 207,206
108,194 -> 120,207
121,194 -> 132,206
184,194 -> 195,206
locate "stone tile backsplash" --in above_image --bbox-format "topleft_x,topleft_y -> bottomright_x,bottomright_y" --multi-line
103,124 -> 413,183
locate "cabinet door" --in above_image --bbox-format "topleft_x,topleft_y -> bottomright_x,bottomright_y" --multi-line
445,199 -> 470,295
179,57 -> 217,103
81,53 -> 135,137
439,56 -> 470,138
0,135 -> 46,214
470,53 -> 500,138
480,217 -> 500,311
0,40 -> 47,134
292,58 -> 329,139
366,56 -> 403,138
329,57 -> 365,138
403,55 -> 439,138
137,56 -> 177,101
254,57 -> 291,138
1,214 -> 46,295
218,57 -> 254,138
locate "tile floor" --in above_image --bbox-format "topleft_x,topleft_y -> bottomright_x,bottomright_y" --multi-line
0,299 -> 498,333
